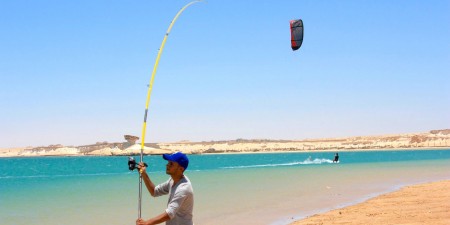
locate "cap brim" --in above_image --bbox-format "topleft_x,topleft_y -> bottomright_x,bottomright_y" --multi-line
162,154 -> 172,161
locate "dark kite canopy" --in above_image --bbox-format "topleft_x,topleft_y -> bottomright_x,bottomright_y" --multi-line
290,19 -> 304,51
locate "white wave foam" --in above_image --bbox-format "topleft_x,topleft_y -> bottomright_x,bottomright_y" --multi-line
221,158 -> 334,169
0,172 -> 129,179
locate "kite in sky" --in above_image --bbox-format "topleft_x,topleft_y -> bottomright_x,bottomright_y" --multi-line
290,19 -> 304,51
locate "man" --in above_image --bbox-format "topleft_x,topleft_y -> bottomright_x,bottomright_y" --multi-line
136,152 -> 194,225
333,152 -> 339,163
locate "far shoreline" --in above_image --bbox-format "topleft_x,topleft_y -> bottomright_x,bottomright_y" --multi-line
1,146 -> 449,158
2,129 -> 449,157
201,146 -> 450,155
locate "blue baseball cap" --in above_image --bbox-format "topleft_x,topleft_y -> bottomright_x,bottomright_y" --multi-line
163,152 -> 189,170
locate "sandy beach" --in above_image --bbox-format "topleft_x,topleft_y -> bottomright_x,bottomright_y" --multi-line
290,180 -> 450,225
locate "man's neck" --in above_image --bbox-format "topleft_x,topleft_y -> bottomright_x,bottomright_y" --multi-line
171,174 -> 184,184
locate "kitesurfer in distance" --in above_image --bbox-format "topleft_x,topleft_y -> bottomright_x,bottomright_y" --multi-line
333,152 -> 339,163
136,152 -> 194,225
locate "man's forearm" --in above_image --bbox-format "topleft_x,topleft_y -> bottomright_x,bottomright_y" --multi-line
146,212 -> 171,225
141,172 -> 156,196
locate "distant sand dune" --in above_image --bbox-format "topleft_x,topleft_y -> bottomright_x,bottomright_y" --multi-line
1,129 -> 449,157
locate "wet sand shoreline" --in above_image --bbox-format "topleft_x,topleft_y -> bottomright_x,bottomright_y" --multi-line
289,180 -> 450,225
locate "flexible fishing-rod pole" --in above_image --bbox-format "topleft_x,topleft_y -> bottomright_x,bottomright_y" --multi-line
138,0 -> 203,219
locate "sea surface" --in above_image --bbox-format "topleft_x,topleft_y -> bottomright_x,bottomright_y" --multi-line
1,149 -> 450,225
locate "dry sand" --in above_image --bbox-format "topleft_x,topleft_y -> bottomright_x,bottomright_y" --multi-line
290,180 -> 450,225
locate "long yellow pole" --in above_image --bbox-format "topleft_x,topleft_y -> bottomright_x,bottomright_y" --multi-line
138,0 -> 202,219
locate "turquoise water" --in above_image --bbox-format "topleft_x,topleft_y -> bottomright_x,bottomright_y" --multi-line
1,149 -> 450,225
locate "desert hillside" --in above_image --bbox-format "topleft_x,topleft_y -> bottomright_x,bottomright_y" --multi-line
1,129 -> 449,157
159,129 -> 450,154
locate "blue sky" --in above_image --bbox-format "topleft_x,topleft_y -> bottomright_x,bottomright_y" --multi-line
1,0 -> 449,148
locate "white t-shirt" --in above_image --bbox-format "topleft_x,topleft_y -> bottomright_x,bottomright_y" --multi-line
154,176 -> 194,225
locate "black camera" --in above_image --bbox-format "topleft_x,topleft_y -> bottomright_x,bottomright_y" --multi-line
128,157 -> 147,171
